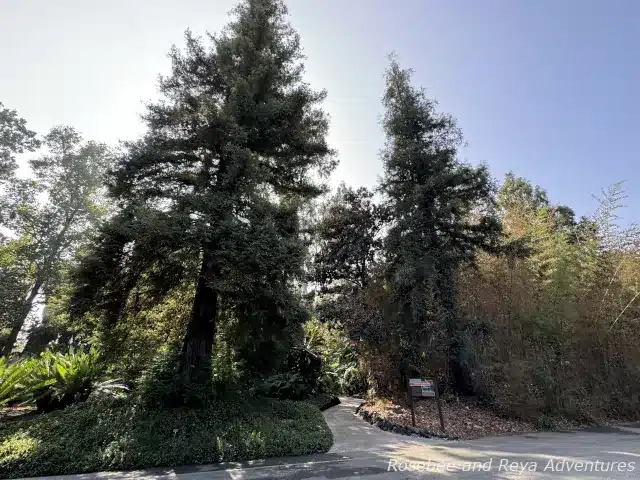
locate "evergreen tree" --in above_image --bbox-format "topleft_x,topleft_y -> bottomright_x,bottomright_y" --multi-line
72,0 -> 335,396
312,184 -> 383,364
379,58 -> 500,391
313,184 -> 381,293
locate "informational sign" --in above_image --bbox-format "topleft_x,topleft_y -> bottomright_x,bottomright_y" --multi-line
421,385 -> 435,397
406,377 -> 445,432
409,378 -> 435,397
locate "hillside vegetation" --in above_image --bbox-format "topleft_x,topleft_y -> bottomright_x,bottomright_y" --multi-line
1,0 -> 639,476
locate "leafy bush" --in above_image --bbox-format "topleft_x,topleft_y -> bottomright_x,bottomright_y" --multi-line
322,342 -> 367,396
134,347 -> 185,408
251,345 -> 323,400
305,393 -> 340,411
0,358 -> 35,406
304,318 -> 367,396
27,348 -> 125,412
253,372 -> 311,400
135,346 -> 227,407
535,414 -> 559,430
0,348 -> 126,412
0,397 -> 333,478
287,346 -> 322,382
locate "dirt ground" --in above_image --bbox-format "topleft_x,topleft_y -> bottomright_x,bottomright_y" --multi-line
362,398 -> 542,440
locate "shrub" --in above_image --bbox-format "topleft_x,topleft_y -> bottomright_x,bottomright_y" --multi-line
287,346 -> 322,384
535,414 -> 559,430
322,343 -> 368,396
0,397 -> 333,478
0,348 -> 127,412
134,347 -> 184,408
252,372 -> 311,400
303,318 -> 368,396
305,393 -> 340,411
134,346 -> 225,407
26,348 -> 127,412
250,345 -> 323,401
0,358 -> 35,407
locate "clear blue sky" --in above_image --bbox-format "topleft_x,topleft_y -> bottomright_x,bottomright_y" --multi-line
1,0 -> 638,221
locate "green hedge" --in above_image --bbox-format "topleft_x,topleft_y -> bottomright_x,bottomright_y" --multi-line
305,394 -> 340,411
0,397 -> 332,478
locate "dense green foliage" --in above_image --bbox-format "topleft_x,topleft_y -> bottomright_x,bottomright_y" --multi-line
304,318 -> 367,396
0,102 -> 39,182
0,126 -> 111,357
304,393 -> 340,411
0,349 -> 124,412
24,349 -> 125,412
0,358 -> 32,406
379,58 -> 500,393
0,397 -> 332,478
69,0 -> 335,401
1,1 -> 640,476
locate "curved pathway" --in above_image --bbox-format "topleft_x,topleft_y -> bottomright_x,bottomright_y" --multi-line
27,397 -> 640,479
324,397 -> 444,455
322,397 -> 640,479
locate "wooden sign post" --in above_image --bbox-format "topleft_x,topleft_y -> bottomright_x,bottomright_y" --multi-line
407,377 -> 445,432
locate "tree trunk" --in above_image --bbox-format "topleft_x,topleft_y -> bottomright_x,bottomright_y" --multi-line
1,215 -> 76,358
1,281 -> 42,358
179,251 -> 217,394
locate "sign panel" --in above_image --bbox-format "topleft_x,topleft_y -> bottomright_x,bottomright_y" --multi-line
421,385 -> 435,397
406,376 -> 445,432
408,378 -> 433,387
409,378 -> 435,396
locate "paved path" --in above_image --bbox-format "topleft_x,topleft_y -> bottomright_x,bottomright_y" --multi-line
323,398 -> 640,479
23,397 -> 640,479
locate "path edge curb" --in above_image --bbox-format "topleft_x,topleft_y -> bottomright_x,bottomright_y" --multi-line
355,403 -> 459,441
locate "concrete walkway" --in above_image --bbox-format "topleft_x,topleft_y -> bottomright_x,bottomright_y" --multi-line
321,397 -> 640,479
21,397 -> 640,479
324,396 -> 444,455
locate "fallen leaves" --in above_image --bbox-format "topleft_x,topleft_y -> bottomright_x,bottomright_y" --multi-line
363,398 -> 537,440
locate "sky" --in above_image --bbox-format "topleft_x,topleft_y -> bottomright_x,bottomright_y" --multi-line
1,0 -> 639,222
